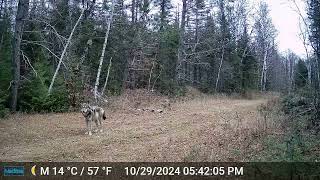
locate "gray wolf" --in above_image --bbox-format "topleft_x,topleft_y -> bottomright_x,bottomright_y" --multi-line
81,103 -> 106,135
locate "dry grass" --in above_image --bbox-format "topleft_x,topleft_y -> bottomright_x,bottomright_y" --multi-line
0,89 -> 275,162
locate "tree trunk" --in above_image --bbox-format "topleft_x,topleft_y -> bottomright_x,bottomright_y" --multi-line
131,0 -> 135,23
0,0 -> 4,18
215,46 -> 225,92
176,0 -> 187,82
48,8 -> 85,95
260,49 -> 268,92
307,61 -> 312,86
148,61 -> 155,91
289,55 -> 295,91
101,57 -> 113,96
10,0 -> 29,111
195,7 -> 199,43
160,0 -> 165,31
316,57 -> 320,90
94,0 -> 115,100
263,59 -> 267,91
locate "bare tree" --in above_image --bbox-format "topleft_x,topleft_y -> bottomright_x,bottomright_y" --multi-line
94,0 -> 115,100
254,2 -> 276,92
260,44 -> 273,92
288,0 -> 314,85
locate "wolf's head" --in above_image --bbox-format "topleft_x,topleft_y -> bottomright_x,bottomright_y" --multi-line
81,103 -> 92,117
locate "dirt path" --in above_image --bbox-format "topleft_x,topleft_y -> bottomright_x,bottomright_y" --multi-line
0,96 -> 268,162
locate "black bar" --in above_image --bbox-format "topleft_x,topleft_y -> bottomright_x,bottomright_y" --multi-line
1,162 -> 320,180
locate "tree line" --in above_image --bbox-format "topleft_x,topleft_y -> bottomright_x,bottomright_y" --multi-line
0,0 -> 319,117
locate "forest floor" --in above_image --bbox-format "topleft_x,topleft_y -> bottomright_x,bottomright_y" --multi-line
0,88 -> 279,162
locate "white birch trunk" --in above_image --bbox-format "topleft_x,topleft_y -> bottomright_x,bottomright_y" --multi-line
307,62 -> 312,85
101,57 -> 112,96
261,50 -> 268,92
94,0 -> 115,100
263,59 -> 267,91
48,8 -> 85,95
260,45 -> 269,92
291,58 -> 295,90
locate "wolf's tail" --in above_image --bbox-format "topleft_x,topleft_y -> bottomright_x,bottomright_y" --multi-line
103,111 -> 106,120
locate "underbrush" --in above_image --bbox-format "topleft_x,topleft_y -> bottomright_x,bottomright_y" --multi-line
0,90 -> 10,118
0,104 -> 9,118
254,91 -> 320,162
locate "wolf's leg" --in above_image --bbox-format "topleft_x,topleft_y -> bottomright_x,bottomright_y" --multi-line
85,119 -> 89,135
99,118 -> 103,132
94,119 -> 99,132
88,120 -> 92,136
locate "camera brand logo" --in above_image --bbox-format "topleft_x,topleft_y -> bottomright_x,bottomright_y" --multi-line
3,166 -> 25,176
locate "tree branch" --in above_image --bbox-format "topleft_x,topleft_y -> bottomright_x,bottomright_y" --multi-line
48,8 -> 85,95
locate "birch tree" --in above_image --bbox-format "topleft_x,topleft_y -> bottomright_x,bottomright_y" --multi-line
94,0 -> 115,100
288,0 -> 312,85
254,2 -> 276,92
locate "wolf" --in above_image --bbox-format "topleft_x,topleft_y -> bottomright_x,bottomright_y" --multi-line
81,103 -> 106,135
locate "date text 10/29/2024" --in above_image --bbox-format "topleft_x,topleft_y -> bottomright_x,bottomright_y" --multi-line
36,166 -> 244,176
125,166 -> 244,176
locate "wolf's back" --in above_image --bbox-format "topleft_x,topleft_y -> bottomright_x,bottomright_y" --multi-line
90,106 -> 106,120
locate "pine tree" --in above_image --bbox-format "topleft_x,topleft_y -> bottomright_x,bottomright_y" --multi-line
216,0 -> 239,93
154,0 -> 172,31
0,11 -> 12,117
238,25 -> 258,93
156,26 -> 179,94
294,60 -> 308,89
308,0 -> 320,89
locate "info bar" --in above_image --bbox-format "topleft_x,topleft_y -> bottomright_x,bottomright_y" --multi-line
1,162 -> 320,180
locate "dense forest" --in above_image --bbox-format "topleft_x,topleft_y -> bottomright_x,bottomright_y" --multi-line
0,0 -> 319,121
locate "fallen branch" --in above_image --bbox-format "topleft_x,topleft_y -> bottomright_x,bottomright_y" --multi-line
21,50 -> 38,77
215,45 -> 225,92
47,8 -> 85,95
101,57 -> 113,96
